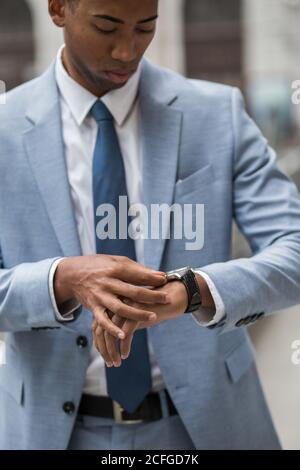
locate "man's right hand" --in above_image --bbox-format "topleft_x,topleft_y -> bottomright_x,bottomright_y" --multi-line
53,255 -> 168,338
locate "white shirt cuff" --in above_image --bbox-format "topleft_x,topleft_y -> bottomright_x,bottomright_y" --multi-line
191,269 -> 226,327
49,258 -> 80,322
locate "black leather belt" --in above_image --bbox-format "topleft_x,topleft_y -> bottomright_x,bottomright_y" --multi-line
78,390 -> 178,424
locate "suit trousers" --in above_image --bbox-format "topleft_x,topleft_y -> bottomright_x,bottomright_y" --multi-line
67,391 -> 195,450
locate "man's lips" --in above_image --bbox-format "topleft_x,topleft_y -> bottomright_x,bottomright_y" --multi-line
105,70 -> 135,84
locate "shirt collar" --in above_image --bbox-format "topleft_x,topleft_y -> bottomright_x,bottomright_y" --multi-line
55,45 -> 141,126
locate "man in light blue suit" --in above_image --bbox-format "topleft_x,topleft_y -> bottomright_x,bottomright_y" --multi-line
1,0 -> 300,450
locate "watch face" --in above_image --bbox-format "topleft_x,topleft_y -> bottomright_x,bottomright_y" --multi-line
166,272 -> 182,281
166,267 -> 190,281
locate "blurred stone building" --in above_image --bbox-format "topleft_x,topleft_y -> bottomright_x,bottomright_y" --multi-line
2,0 -> 300,184
1,0 -> 300,449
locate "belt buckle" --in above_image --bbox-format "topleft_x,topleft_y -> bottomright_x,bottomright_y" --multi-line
113,401 -> 143,425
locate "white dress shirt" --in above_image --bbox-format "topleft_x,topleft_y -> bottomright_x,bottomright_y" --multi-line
49,46 -> 225,396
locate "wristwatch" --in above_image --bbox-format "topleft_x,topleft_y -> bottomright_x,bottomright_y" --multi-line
166,267 -> 202,313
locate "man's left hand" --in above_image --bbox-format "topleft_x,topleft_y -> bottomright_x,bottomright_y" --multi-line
92,280 -> 188,367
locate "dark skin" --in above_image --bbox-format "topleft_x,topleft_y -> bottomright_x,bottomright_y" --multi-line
49,0 -> 159,97
92,274 -> 214,367
49,0 -> 215,367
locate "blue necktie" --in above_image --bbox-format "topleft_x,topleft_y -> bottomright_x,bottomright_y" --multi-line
91,100 -> 152,414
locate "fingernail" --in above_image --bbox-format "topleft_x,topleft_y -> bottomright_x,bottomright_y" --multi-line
149,314 -> 156,321
118,332 -> 125,339
113,362 -> 121,368
121,354 -> 128,360
106,362 -> 113,368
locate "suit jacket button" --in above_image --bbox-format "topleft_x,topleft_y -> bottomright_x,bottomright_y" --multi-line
77,336 -> 88,348
63,402 -> 75,415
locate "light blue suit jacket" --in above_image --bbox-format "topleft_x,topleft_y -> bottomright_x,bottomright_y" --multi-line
1,58 -> 300,449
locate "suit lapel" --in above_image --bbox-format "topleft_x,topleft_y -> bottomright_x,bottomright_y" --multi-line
23,60 -> 183,267
139,60 -> 182,270
23,65 -> 82,257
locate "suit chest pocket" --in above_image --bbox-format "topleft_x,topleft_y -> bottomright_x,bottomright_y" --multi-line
174,164 -> 215,200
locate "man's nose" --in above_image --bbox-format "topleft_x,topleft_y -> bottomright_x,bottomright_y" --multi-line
111,37 -> 138,63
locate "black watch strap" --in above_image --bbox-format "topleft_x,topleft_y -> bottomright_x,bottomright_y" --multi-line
182,270 -> 202,313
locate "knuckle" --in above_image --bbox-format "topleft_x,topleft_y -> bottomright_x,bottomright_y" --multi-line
129,285 -> 139,298
99,276 -> 111,289
112,327 -> 121,338
95,316 -> 104,328
109,265 -> 119,277
127,308 -> 139,320
106,325 -> 119,338
135,307 -> 146,317
94,306 -> 105,318
135,289 -> 144,302
114,304 -> 122,316
114,255 -> 126,263
145,288 -> 155,298
105,326 -> 114,337
141,273 -> 151,284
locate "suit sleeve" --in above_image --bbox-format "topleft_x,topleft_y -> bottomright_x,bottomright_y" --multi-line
199,87 -> 300,333
0,253 -> 82,332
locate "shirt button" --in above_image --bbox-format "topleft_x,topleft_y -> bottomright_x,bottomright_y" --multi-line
76,336 -> 88,348
63,402 -> 75,415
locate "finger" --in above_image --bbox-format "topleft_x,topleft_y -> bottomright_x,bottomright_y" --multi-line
110,312 -> 126,329
122,318 -> 139,337
104,296 -> 157,322
93,325 -> 113,367
122,313 -> 158,331
107,279 -> 168,304
120,319 -> 137,359
118,262 -> 167,287
120,334 -> 134,360
93,307 -> 125,340
105,314 -> 126,366
104,329 -> 121,367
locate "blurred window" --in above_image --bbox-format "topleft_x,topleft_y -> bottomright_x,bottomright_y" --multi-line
0,0 -> 34,90
184,0 -> 243,89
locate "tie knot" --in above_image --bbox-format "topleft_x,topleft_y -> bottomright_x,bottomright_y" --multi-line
91,100 -> 113,122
